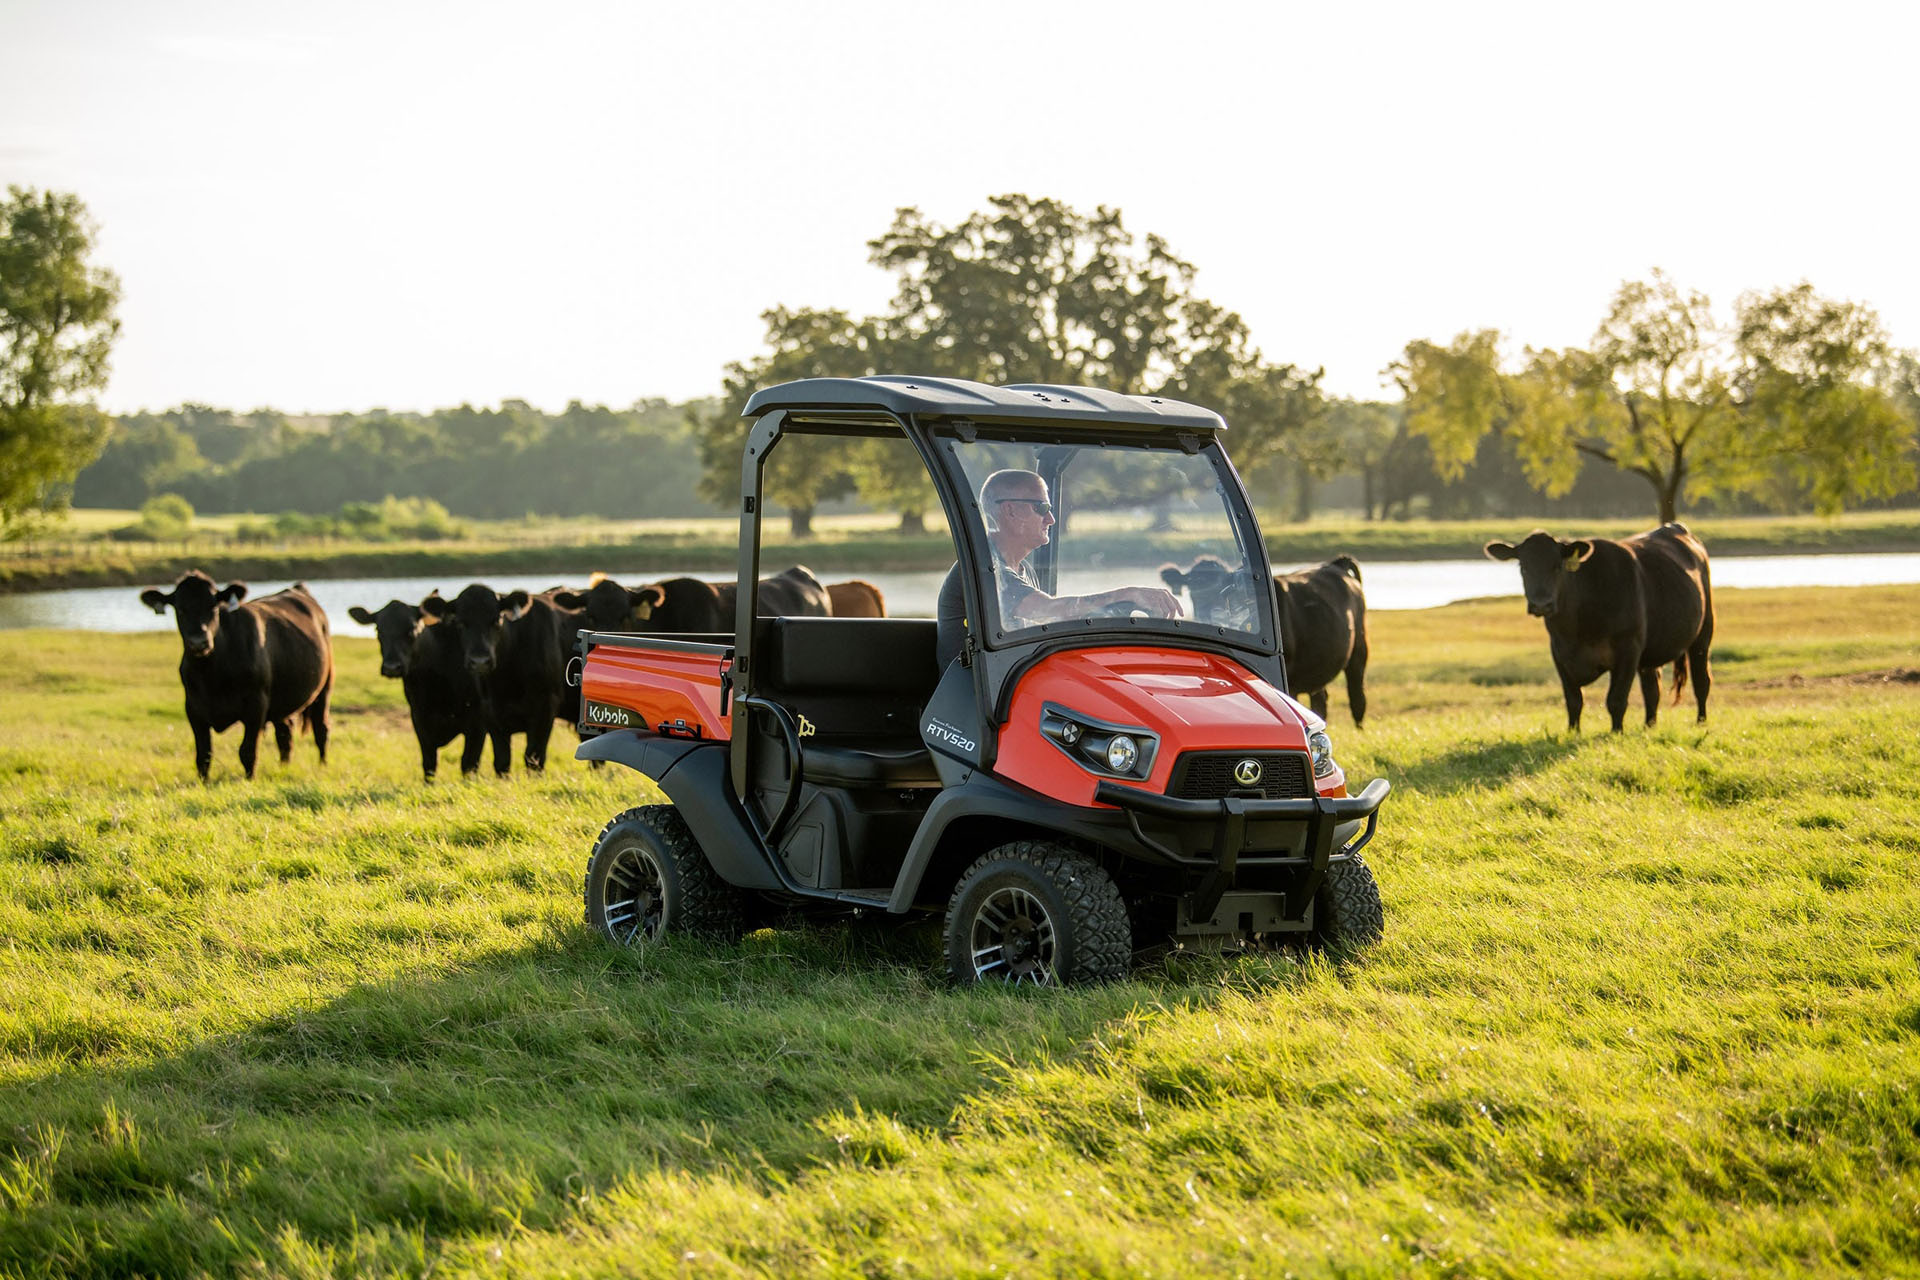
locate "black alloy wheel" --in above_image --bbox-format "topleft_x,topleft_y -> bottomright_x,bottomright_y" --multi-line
584,805 -> 744,943
600,842 -> 666,943
943,842 -> 1131,986
969,883 -> 1058,984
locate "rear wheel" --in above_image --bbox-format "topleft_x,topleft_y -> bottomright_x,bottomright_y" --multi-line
584,805 -> 744,943
1309,853 -> 1384,950
944,843 -> 1131,985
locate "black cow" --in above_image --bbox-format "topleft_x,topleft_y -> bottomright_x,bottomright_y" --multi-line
535,588 -> 589,734
1485,523 -> 1714,732
552,574 -> 650,633
347,594 -> 485,780
1162,556 -> 1370,725
599,565 -> 833,633
140,571 -> 333,780
422,584 -> 566,774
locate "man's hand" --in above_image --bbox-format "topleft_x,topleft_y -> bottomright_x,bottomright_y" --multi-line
1109,586 -> 1182,618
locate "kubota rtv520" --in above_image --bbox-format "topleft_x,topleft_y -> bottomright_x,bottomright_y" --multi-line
573,377 -> 1390,984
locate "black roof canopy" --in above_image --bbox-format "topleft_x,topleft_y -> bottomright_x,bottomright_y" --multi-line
742,375 -> 1227,434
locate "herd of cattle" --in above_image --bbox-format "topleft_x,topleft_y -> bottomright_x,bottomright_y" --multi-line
137,522 -> 1715,781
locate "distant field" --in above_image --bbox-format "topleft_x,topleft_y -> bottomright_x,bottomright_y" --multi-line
6,508 -> 1920,595
1,584 -> 1916,1276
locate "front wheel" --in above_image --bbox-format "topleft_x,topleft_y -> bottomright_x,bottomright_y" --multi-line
944,843 -> 1131,985
584,805 -> 744,943
1309,853 -> 1385,950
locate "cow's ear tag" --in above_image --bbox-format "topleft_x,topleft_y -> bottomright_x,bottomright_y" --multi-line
222,596 -> 242,612
635,601 -> 652,621
1563,551 -> 1583,573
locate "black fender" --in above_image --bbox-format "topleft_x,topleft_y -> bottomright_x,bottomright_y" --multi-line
885,770 -> 1140,913
575,731 -> 784,891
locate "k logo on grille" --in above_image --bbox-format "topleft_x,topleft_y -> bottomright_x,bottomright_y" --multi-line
1233,758 -> 1263,786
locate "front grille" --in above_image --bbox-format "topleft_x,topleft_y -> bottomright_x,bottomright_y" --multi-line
1167,750 -> 1313,800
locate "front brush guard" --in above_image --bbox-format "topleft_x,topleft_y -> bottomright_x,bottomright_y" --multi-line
1092,777 -> 1391,923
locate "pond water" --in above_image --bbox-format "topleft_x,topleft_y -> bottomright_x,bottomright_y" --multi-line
5,552 -> 1919,638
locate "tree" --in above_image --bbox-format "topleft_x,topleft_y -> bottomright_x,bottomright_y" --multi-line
0,188 -> 121,531
1322,399 -> 1400,520
696,307 -> 874,537
1156,298 -> 1326,519
1395,272 -> 1918,523
706,196 -> 1326,530
869,195 -> 1198,393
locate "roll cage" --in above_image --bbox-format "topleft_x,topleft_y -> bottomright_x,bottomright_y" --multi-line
730,375 -> 1288,794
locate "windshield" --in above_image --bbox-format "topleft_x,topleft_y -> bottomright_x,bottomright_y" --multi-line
942,433 -> 1268,646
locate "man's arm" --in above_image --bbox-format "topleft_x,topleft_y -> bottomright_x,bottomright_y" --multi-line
1007,583 -> 1182,623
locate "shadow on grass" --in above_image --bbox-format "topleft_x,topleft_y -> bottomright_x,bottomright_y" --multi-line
1381,733 -> 1587,797
0,919 -> 1325,1276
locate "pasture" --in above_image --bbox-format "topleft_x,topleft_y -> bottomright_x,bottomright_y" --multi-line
1,585 -> 1917,1277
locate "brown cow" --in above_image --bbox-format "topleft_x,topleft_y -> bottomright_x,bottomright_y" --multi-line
1161,555 -> 1369,725
140,571 -> 333,780
825,579 -> 883,621
826,579 -> 887,618
1484,523 -> 1713,732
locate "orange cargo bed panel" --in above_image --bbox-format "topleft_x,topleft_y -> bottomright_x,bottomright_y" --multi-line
580,642 -> 732,741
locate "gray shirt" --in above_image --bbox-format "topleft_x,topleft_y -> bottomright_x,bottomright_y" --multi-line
934,550 -> 1042,669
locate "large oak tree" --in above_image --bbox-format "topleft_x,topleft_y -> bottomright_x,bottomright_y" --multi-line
701,195 -> 1324,533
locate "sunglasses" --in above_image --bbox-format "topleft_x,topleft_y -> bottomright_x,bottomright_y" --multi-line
997,498 -> 1055,517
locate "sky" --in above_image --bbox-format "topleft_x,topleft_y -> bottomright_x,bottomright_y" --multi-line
3,0 -> 1916,416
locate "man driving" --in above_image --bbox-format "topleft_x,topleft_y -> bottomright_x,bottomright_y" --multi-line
936,469 -> 1182,667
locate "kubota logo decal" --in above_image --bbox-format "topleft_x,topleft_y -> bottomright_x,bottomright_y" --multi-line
585,701 -> 639,727
1233,758 -> 1263,786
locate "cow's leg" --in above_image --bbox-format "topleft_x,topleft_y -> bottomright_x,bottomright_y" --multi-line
1309,688 -> 1329,721
491,728 -> 513,777
1689,640 -> 1712,724
238,703 -> 266,780
273,718 -> 294,762
524,717 -> 554,773
459,726 -> 484,776
1344,635 -> 1369,728
188,705 -> 214,781
1557,665 -> 1583,732
1638,667 -> 1662,728
306,673 -> 332,764
1604,653 -> 1637,733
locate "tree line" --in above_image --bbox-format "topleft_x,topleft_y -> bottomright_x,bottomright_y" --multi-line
7,187 -> 1917,538
72,398 -> 718,521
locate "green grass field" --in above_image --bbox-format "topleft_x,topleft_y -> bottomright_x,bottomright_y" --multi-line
2,587 -> 1917,1277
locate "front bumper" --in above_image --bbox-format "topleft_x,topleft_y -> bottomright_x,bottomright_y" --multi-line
1093,776 -> 1391,923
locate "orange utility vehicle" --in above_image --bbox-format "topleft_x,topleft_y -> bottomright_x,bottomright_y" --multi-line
573,377 -> 1390,984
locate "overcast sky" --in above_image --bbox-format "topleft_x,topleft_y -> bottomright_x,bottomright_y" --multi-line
3,0 -> 1915,415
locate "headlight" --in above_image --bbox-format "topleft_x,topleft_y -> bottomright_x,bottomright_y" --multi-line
1308,729 -> 1336,778
1040,704 -> 1156,778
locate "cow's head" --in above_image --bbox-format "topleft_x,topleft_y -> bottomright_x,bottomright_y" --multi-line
348,596 -> 435,677
424,583 -> 529,675
140,570 -> 246,658
1162,557 -> 1253,628
552,574 -> 660,631
1485,531 -> 1594,617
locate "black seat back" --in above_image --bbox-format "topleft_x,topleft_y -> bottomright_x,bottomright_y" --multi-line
753,618 -> 940,743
